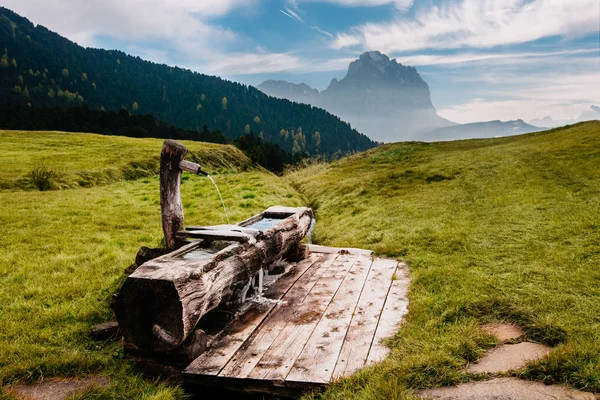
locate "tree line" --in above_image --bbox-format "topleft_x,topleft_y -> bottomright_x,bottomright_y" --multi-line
0,102 -> 294,173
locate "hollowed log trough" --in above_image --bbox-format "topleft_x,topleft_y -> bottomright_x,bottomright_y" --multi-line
115,143 -> 313,353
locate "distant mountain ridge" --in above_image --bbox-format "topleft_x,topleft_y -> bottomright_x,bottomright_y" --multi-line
0,7 -> 376,157
530,105 -> 600,128
257,80 -> 319,104
258,51 -> 454,142
421,119 -> 545,142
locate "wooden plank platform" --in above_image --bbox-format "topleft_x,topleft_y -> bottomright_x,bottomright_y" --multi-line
183,245 -> 410,397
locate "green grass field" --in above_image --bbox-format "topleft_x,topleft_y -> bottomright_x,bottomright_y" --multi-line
1,123 -> 599,399
0,130 -> 249,190
288,121 -> 600,399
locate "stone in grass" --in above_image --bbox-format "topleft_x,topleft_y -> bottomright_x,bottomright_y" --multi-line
5,376 -> 110,400
481,322 -> 525,342
466,342 -> 550,374
417,377 -> 597,400
90,321 -> 120,341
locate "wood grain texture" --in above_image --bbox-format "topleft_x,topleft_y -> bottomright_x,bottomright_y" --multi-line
366,262 -> 410,365
176,230 -> 253,242
182,251 -> 411,396
219,253 -> 338,379
286,254 -> 373,383
160,139 -> 187,251
184,254 -> 323,375
247,253 -> 358,381
332,257 -> 396,378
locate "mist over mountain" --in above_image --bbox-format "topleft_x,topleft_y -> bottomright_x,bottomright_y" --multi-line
258,51 -> 454,142
530,106 -> 600,128
256,80 -> 319,105
421,119 -> 545,142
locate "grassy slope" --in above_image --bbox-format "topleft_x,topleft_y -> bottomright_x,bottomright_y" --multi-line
0,130 -> 249,190
287,121 -> 600,399
0,131 -> 302,399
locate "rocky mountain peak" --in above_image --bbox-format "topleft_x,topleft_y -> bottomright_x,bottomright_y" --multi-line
336,51 -> 424,90
257,50 -> 453,142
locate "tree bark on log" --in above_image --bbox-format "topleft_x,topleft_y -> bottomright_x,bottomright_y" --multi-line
115,207 -> 313,353
160,140 -> 188,251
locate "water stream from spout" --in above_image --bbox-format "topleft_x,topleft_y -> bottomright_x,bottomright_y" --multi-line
307,217 -> 316,244
207,175 -> 230,224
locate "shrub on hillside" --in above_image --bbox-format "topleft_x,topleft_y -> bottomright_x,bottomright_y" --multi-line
30,164 -> 58,190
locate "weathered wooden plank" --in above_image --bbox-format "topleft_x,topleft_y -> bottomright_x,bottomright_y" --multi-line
332,258 -> 397,379
219,253 -> 339,379
247,253 -> 359,381
307,244 -> 373,256
263,206 -> 302,218
184,254 -> 323,375
176,230 -> 254,242
179,159 -> 208,176
286,254 -> 373,384
366,262 -> 410,365
115,207 -> 314,352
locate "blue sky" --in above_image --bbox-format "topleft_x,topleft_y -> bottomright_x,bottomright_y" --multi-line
5,0 -> 600,124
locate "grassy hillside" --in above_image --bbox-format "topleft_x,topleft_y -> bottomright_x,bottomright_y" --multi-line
287,121 -> 600,399
0,130 -> 251,190
0,131 -> 303,399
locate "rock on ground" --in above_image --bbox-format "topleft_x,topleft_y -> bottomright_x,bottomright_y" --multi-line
481,322 -> 524,342
466,342 -> 550,374
417,378 -> 598,400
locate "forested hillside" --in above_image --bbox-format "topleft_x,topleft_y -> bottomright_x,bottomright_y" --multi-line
0,7 -> 376,156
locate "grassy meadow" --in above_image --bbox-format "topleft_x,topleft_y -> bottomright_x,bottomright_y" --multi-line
288,121 -> 600,399
1,122 -> 599,399
0,130 -> 248,190
0,130 -> 302,399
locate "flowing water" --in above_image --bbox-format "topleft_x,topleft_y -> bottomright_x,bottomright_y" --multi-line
207,175 -> 230,224
307,217 -> 316,244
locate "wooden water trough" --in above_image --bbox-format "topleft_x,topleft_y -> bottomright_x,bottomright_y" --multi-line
114,140 -> 410,397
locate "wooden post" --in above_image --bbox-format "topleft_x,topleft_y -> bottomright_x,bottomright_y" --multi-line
160,140 -> 188,251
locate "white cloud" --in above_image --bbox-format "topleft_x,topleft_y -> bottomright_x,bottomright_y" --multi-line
332,0 -> 600,52
280,9 -> 298,22
200,52 -> 353,75
2,0 -> 249,49
395,48 -> 599,67
202,52 -> 304,75
311,26 -> 334,37
297,0 -> 414,10
438,98 -> 589,123
438,71 -> 600,123
284,7 -> 304,22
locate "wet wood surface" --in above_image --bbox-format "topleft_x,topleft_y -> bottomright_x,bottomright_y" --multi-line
183,246 -> 410,396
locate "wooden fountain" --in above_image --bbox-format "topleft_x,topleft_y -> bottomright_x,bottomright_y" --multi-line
114,139 -> 410,397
